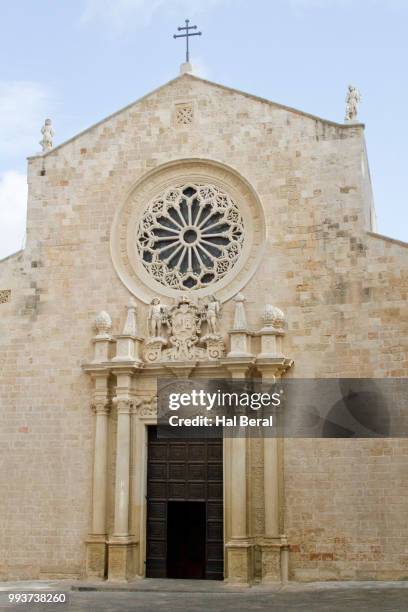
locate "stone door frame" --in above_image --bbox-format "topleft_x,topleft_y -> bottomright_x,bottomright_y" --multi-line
133,413 -> 156,579
84,343 -> 293,584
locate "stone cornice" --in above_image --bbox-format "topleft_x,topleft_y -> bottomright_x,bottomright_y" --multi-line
82,361 -> 143,375
256,357 -> 294,378
221,356 -> 256,378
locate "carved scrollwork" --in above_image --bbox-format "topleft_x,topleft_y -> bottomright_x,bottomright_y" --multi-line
132,396 -> 157,417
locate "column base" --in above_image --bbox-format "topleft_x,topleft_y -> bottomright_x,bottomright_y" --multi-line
85,536 -> 107,580
107,537 -> 138,582
225,539 -> 254,585
260,536 -> 289,583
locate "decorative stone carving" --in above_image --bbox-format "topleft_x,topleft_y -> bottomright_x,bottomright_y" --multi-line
232,292 -> 247,330
227,293 -> 253,358
204,295 -> 221,335
0,290 -> 11,304
132,396 -> 157,417
91,400 -> 110,415
143,338 -> 166,363
175,103 -> 193,126
110,159 -> 266,303
163,296 -> 205,361
262,304 -> 285,331
39,118 -> 54,152
112,396 -> 133,414
94,311 -> 112,338
113,301 -> 143,363
92,311 -> 112,363
147,297 -> 167,338
345,85 -> 361,122
136,183 -> 244,292
257,304 -> 286,359
122,299 -> 138,336
205,336 -> 225,360
143,295 -> 225,362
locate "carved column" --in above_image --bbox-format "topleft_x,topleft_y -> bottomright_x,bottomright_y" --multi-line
222,358 -> 254,585
113,400 -> 131,536
86,373 -> 110,579
256,304 -> 292,583
258,364 -> 284,583
108,370 -> 136,581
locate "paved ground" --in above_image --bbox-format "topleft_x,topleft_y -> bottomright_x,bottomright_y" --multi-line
1,580 -> 408,611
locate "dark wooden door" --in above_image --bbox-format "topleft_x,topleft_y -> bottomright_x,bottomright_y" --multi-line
146,426 -> 223,580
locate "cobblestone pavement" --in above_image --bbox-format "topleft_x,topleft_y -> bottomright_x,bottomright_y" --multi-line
1,580 -> 408,611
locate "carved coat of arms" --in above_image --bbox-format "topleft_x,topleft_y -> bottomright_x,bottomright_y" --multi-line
144,296 -> 224,363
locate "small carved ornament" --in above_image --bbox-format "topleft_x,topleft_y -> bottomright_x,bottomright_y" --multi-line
94,311 -> 112,338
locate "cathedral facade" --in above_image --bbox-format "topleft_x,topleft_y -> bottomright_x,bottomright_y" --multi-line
0,69 -> 407,584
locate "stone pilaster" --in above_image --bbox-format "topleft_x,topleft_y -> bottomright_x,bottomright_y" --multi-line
256,326 -> 293,582
108,370 -> 134,581
85,373 -> 110,579
221,358 -> 255,585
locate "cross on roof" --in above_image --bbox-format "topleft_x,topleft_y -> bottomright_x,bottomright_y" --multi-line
173,19 -> 202,63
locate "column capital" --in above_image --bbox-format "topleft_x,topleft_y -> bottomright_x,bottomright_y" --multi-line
91,401 -> 110,415
112,397 -> 133,415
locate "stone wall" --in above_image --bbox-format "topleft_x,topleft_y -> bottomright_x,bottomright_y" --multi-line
0,73 -> 407,580
283,231 -> 408,580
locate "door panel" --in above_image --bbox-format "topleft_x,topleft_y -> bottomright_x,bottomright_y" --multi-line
146,426 -> 223,579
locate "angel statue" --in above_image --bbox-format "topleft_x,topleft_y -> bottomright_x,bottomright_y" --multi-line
345,85 -> 361,122
206,295 -> 221,335
39,118 -> 54,152
147,297 -> 167,338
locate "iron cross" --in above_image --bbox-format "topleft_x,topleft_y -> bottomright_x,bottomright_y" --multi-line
173,19 -> 202,63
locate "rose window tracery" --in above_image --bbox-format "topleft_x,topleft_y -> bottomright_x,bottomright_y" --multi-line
136,184 -> 245,290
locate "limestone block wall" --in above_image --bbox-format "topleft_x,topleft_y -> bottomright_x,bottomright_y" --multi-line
283,232 -> 408,581
0,73 -> 407,579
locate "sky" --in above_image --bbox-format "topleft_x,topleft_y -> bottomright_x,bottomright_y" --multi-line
0,0 -> 407,259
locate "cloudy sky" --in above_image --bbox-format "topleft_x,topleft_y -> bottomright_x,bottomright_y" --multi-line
1,0 -> 407,259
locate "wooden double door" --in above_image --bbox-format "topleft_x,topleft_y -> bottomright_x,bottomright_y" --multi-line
146,426 -> 223,580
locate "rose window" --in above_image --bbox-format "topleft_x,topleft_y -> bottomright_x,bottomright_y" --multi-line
136,184 -> 245,290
